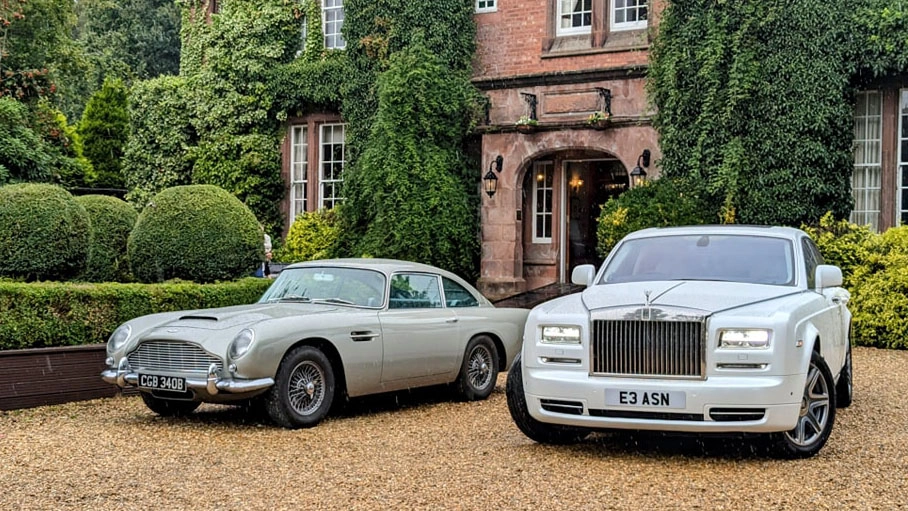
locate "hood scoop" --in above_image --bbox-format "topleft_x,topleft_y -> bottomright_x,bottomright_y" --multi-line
179,315 -> 219,321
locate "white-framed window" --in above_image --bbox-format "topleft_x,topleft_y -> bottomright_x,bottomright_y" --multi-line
851,91 -> 882,231
319,123 -> 345,209
289,125 -> 308,225
323,0 -> 345,49
611,0 -> 648,31
899,89 -> 908,226
557,0 -> 592,36
533,161 -> 554,243
476,0 -> 497,13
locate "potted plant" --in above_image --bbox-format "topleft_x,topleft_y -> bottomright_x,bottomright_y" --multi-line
515,115 -> 538,134
587,111 -> 610,130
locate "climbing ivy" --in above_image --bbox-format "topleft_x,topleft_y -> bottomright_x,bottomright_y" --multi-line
124,0 -> 482,276
648,0 -> 908,227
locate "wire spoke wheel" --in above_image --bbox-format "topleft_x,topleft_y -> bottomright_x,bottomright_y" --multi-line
288,360 -> 326,416
468,344 -> 494,391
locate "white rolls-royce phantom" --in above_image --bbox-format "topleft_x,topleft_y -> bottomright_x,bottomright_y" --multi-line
506,226 -> 852,458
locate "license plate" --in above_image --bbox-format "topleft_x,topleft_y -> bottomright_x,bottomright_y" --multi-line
605,389 -> 686,409
138,373 -> 186,392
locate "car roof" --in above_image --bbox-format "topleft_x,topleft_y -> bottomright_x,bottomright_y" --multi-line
285,258 -> 460,278
624,225 -> 805,241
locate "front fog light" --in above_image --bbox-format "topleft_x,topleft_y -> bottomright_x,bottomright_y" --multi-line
719,329 -> 771,349
228,329 -> 255,360
541,325 -> 581,345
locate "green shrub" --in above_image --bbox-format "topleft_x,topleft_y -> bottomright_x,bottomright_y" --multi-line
0,278 -> 273,350
802,212 -> 876,289
0,183 -> 90,281
128,185 -> 263,283
277,209 -> 339,263
848,246 -> 908,350
79,77 -> 129,189
804,216 -> 908,350
596,178 -> 714,257
75,195 -> 138,282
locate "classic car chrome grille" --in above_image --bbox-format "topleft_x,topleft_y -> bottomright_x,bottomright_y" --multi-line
591,320 -> 704,379
127,341 -> 223,375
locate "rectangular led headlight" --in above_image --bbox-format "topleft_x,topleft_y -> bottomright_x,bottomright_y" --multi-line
540,325 -> 581,345
718,329 -> 772,349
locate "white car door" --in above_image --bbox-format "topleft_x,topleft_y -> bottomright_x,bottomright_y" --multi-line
379,273 -> 460,382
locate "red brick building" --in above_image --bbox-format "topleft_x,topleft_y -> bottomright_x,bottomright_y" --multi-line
270,0 -> 900,300
472,0 -> 665,298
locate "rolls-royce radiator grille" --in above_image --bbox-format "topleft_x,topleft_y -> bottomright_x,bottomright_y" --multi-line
591,320 -> 704,379
127,341 -> 223,374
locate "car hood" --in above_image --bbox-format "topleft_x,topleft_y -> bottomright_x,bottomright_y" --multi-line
152,302 -> 343,332
581,281 -> 801,315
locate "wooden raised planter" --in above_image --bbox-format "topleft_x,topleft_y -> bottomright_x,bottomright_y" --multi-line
0,344 -> 121,410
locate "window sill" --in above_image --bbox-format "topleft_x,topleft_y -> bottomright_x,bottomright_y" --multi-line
543,29 -> 649,59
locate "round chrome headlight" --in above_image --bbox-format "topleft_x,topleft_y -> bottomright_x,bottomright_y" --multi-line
228,329 -> 255,360
107,324 -> 131,354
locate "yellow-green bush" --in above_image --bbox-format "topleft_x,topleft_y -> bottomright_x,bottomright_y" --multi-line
804,213 -> 908,349
276,209 -> 339,263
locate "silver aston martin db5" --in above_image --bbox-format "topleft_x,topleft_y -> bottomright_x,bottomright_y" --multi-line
507,226 -> 853,458
102,259 -> 529,428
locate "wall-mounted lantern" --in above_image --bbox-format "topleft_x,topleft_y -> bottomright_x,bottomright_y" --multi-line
483,155 -> 504,198
630,149 -> 651,188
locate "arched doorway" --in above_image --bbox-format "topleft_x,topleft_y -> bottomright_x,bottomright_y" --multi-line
520,150 -> 628,290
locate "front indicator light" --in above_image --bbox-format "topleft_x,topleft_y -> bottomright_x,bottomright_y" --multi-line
541,326 -> 581,345
719,329 -> 771,349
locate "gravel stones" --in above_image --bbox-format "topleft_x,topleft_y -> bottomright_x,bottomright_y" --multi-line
1,346 -> 905,510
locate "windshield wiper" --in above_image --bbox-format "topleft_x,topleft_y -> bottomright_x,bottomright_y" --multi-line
310,298 -> 356,306
268,295 -> 311,303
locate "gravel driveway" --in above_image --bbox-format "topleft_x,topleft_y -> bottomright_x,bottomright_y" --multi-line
1,346 -> 906,510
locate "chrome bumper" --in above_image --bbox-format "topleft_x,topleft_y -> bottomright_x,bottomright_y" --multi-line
101,358 -> 274,395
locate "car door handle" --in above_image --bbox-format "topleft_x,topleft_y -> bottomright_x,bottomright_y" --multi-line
350,331 -> 379,342
445,318 -> 459,324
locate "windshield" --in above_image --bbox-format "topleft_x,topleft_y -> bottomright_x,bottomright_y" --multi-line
600,234 -> 796,286
259,267 -> 387,307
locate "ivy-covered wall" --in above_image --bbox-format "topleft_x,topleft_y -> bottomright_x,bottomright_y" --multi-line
648,0 -> 908,227
123,0 -> 482,278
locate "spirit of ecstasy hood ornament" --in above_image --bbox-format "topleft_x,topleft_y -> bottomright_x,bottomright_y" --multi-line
642,290 -> 653,320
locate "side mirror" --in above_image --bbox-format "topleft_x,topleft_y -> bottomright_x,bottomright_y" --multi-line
571,264 -> 596,287
815,265 -> 843,289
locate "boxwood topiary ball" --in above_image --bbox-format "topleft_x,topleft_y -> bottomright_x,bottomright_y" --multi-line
0,183 -> 91,281
128,185 -> 263,283
75,195 -> 139,282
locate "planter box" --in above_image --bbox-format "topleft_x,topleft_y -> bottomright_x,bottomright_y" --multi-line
0,344 -> 121,410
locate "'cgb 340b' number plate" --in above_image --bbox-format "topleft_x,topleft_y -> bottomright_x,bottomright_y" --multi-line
138,373 -> 186,392
605,389 -> 686,409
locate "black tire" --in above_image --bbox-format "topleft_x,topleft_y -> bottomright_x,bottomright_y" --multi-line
265,346 -> 335,429
771,350 -> 836,459
835,343 -> 853,408
456,335 -> 500,401
140,393 -> 201,417
505,354 -> 589,445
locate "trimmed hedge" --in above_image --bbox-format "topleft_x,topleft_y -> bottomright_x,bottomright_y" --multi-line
0,278 -> 273,350
128,185 -> 263,283
0,183 -> 91,281
76,195 -> 138,283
